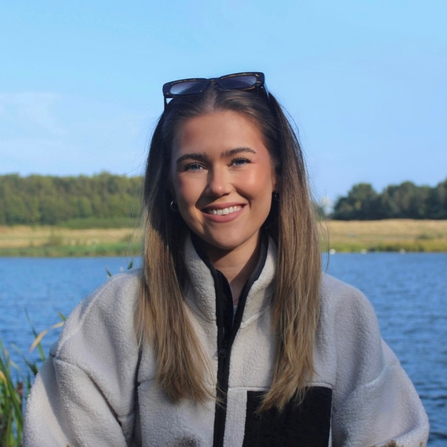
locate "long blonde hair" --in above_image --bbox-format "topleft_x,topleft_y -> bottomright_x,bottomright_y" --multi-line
135,86 -> 321,411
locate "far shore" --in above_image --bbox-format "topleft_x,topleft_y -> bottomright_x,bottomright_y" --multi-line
1,219 -> 447,256
0,226 -> 141,257
319,219 -> 447,253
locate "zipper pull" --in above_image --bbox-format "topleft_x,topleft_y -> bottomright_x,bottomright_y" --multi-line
218,347 -> 227,359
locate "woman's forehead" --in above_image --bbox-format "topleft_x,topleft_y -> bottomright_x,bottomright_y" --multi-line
172,111 -> 267,154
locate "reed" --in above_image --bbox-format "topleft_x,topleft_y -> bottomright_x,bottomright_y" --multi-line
0,339 -> 27,447
0,311 -> 65,447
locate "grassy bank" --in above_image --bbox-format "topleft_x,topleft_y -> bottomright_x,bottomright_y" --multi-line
0,226 -> 141,257
321,219 -> 447,252
1,220 -> 447,256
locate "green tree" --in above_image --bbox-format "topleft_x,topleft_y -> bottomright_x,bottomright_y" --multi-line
333,183 -> 379,220
426,178 -> 447,219
379,181 -> 429,219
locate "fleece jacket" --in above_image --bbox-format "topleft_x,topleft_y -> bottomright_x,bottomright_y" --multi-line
24,237 -> 429,446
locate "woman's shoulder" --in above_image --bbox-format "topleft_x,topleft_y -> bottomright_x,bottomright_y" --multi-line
52,269 -> 142,364
320,272 -> 374,312
319,272 -> 379,333
68,269 -> 141,321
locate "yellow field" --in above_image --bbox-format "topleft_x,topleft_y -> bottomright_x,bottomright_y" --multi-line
320,219 -> 447,252
1,220 -> 447,255
0,225 -> 141,249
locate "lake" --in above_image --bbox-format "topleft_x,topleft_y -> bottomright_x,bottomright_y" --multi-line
1,253 -> 446,445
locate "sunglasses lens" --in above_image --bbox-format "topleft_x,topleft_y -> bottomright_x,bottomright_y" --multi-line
163,73 -> 265,108
169,81 -> 208,95
219,75 -> 258,90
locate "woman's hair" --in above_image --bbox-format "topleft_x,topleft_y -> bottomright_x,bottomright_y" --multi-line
135,86 -> 321,411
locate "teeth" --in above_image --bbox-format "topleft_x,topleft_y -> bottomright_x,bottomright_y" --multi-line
206,206 -> 241,215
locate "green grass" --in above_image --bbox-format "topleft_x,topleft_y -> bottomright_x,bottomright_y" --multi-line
0,339 -> 27,447
0,312 -> 53,447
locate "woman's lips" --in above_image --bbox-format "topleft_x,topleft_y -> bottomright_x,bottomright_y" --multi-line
204,205 -> 242,216
201,204 -> 245,222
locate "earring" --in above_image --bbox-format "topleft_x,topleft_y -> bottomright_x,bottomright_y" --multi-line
273,192 -> 279,201
170,201 -> 179,212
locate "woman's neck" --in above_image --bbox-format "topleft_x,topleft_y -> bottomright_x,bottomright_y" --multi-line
200,236 -> 261,305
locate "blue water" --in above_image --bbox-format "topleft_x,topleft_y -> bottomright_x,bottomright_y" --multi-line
324,252 -> 447,445
0,253 -> 446,445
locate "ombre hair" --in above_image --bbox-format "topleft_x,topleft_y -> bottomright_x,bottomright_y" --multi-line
135,86 -> 321,411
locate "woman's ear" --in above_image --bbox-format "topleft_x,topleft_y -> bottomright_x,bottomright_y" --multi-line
273,172 -> 280,193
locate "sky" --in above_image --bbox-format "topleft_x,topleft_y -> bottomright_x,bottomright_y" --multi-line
1,0 -> 446,206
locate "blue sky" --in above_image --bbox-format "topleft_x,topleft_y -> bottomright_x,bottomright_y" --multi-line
1,0 -> 446,205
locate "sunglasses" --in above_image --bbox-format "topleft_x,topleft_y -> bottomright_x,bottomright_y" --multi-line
162,72 -> 268,108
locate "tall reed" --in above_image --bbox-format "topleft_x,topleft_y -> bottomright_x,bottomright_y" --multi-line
0,313 -> 63,447
0,339 -> 29,447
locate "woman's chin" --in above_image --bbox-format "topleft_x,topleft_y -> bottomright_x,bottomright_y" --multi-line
193,231 -> 260,259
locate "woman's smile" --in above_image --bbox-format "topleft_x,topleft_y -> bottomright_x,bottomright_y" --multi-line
170,110 -> 277,259
203,205 -> 242,216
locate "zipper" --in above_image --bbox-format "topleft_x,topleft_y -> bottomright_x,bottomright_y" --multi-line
213,272 -> 234,447
190,232 -> 268,447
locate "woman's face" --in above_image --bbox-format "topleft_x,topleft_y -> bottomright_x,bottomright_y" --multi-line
170,110 -> 277,258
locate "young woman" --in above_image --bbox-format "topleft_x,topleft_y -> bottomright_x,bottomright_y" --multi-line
24,73 -> 429,446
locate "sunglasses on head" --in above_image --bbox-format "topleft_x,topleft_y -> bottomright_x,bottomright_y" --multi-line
162,72 -> 268,109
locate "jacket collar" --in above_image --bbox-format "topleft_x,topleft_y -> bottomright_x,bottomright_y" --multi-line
183,233 -> 277,325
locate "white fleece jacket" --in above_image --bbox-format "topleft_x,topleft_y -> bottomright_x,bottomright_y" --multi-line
24,237 -> 429,446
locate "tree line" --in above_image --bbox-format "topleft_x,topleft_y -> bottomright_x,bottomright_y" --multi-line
1,173 -> 446,226
0,173 -> 142,226
332,178 -> 447,220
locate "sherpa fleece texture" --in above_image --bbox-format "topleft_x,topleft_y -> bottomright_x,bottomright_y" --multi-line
24,237 -> 429,447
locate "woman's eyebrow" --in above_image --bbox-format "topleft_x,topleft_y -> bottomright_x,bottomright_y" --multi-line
176,152 -> 209,164
222,147 -> 256,157
176,147 -> 256,164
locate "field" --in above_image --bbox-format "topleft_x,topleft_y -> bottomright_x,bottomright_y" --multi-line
1,219 -> 447,256
321,219 -> 447,252
0,225 -> 142,257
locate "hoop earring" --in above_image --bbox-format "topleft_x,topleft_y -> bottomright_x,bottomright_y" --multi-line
170,201 -> 179,212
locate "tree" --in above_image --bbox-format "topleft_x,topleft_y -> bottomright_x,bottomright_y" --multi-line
426,178 -> 447,219
332,183 -> 379,220
379,182 -> 429,219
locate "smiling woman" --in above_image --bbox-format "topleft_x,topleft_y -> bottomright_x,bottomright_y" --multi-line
24,73 -> 429,447
171,111 -> 277,285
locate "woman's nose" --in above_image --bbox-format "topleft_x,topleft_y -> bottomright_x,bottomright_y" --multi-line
205,167 -> 232,196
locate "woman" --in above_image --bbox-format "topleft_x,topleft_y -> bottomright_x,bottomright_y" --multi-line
24,72 -> 429,446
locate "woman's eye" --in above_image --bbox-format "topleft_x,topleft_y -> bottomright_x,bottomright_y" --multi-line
231,158 -> 251,166
183,162 -> 204,172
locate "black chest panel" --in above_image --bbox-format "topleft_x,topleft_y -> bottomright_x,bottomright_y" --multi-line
243,387 -> 332,447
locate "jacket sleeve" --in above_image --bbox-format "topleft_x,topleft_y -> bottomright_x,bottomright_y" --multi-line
324,278 -> 430,447
23,273 -> 141,447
